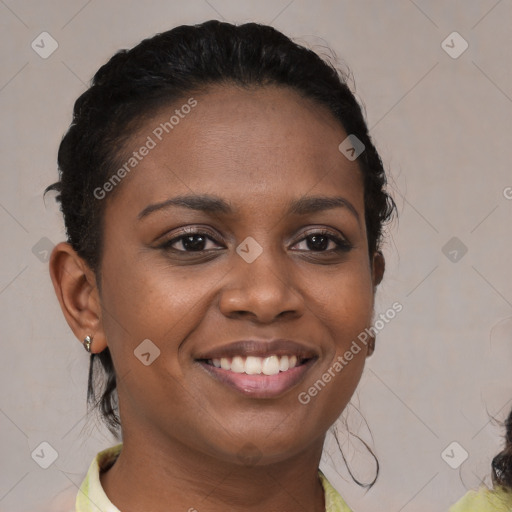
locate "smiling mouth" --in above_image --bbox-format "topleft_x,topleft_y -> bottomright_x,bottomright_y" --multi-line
203,354 -> 308,376
197,354 -> 316,398
195,339 -> 318,397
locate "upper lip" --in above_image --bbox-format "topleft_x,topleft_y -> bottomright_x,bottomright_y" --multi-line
195,339 -> 319,360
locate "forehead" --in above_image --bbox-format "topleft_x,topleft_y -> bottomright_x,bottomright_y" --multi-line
107,84 -> 364,212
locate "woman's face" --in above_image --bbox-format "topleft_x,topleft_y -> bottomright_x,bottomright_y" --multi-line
96,85 -> 381,464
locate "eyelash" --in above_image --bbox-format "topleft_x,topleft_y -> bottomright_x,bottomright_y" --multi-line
158,228 -> 352,254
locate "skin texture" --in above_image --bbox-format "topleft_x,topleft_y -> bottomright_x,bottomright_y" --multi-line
50,84 -> 384,512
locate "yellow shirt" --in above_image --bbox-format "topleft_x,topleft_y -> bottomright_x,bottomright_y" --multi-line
76,443 -> 353,512
449,486 -> 512,511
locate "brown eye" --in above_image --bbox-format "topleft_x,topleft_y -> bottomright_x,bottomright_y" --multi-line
176,234 -> 209,251
305,234 -> 330,251
160,231 -> 224,252
292,231 -> 352,253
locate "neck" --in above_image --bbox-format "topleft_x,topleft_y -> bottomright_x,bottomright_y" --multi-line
100,428 -> 326,512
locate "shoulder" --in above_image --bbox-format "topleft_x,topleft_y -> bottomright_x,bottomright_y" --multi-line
449,486 -> 512,512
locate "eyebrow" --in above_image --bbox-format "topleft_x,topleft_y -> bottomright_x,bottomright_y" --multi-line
138,194 -> 360,223
287,196 -> 360,223
138,195 -> 232,220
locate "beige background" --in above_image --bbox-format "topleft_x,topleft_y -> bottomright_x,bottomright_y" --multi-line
1,1 -> 512,511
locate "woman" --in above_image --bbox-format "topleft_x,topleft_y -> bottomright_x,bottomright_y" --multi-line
48,20 -> 395,511
450,407 -> 512,511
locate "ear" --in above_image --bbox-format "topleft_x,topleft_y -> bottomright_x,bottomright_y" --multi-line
366,336 -> 376,357
371,250 -> 385,289
49,242 -> 107,353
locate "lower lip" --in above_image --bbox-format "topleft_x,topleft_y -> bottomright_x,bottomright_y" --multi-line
198,359 -> 315,399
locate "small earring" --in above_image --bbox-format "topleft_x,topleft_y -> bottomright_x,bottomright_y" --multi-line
83,335 -> 93,353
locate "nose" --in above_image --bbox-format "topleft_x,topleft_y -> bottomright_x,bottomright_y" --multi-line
218,247 -> 305,324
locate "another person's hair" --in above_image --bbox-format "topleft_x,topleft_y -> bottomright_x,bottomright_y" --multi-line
46,20 -> 395,475
492,406 -> 512,490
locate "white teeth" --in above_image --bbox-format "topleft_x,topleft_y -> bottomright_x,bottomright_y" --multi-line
262,355 -> 280,375
231,356 -> 245,373
208,354 -> 302,375
245,356 -> 262,375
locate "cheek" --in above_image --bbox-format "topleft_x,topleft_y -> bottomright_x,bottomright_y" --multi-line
98,251 -> 219,358
300,256 -> 375,335
293,257 -> 374,391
